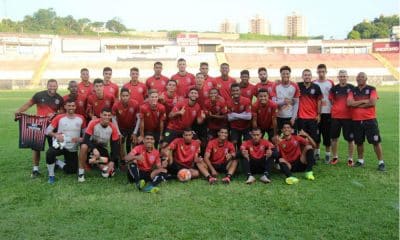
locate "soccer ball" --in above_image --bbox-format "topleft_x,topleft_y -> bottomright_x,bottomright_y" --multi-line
52,134 -> 66,150
177,168 -> 191,182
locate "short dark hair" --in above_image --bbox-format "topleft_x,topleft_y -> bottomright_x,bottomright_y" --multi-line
47,79 -> 58,85
188,87 -> 199,93
64,98 -> 76,104
280,65 -> 291,73
230,83 -> 240,89
200,62 -> 208,67
101,107 -> 112,113
103,67 -> 112,73
258,67 -> 267,73
177,58 -> 186,63
317,64 -> 327,70
257,88 -> 268,95
282,122 -> 292,129
251,127 -> 262,133
93,78 -> 104,85
130,67 -> 139,73
120,88 -> 130,94
80,68 -> 89,73
167,79 -> 177,85
183,128 -> 193,133
148,89 -> 158,95
154,61 -> 162,67
218,127 -> 229,132
302,68 -> 312,75
196,72 -> 204,77
144,132 -> 155,138
240,70 -> 249,76
220,63 -> 229,68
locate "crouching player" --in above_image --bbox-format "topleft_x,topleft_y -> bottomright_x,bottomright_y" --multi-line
124,133 -> 169,193
78,108 -> 120,182
277,123 -> 317,185
197,128 -> 238,184
240,128 -> 275,184
166,129 -> 201,180
45,99 -> 86,184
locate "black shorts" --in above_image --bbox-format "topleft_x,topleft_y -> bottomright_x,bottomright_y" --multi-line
261,128 -> 275,141
127,168 -> 152,183
46,147 -> 78,174
290,160 -> 307,172
167,162 -> 193,175
330,118 -> 354,141
230,128 -> 251,144
249,157 -> 266,174
277,117 -> 297,134
192,122 -> 207,142
317,113 -> 331,146
120,128 -> 133,138
353,119 -> 381,145
163,128 -> 183,144
207,129 -> 219,140
87,144 -> 110,164
297,118 -> 318,142
212,162 -> 228,173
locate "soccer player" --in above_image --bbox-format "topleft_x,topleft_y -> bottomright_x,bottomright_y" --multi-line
240,128 -> 275,184
15,79 -> 64,178
255,67 -> 275,98
63,80 -> 87,117
123,67 -> 148,105
164,88 -> 205,144
166,129 -> 201,179
313,64 -> 335,163
227,83 -> 252,149
203,88 -> 228,139
171,58 -> 196,96
124,133 -> 169,193
297,69 -> 322,143
347,72 -> 385,171
214,63 -> 237,102
272,66 -> 300,131
139,89 -> 167,147
197,128 -> 237,184
145,61 -> 169,93
78,108 -> 120,182
159,79 -> 183,117
277,123 -> 317,185
86,78 -> 115,119
329,70 -> 355,165
77,68 -> 93,97
199,62 -> 215,87
239,70 -> 256,100
112,88 -> 140,160
45,99 -> 86,183
252,88 -> 278,140
102,67 -> 119,99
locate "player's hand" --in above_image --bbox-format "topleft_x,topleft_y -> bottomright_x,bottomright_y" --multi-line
200,110 -> 206,119
71,137 -> 80,143
298,130 -> 308,138
226,153 -> 232,161
179,107 -> 186,115
290,118 -> 296,126
136,154 -> 144,161
284,98 -> 293,105
131,134 -> 138,145
137,135 -> 144,144
316,115 -> 321,124
195,156 -> 203,163
211,169 -> 218,177
161,160 -> 168,168
55,133 -> 64,142
159,134 -> 164,142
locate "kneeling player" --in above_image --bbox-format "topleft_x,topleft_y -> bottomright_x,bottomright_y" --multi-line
277,123 -> 317,185
124,133 -> 169,193
240,128 -> 275,184
78,108 -> 120,182
166,129 -> 201,180
197,128 -> 238,184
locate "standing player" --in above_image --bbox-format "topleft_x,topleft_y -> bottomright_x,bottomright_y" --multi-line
255,67 -> 275,98
272,66 -> 300,130
77,68 -> 93,97
45,99 -> 86,183
166,129 -> 201,179
252,88 -> 278,140
112,88 -> 140,160
240,128 -> 275,184
86,78 -> 115,119
297,69 -> 322,144
227,83 -> 252,150
239,70 -> 256,100
63,80 -> 87,117
199,62 -> 215,87
197,128 -> 237,184
78,108 -> 120,182
102,67 -> 119,99
329,70 -> 355,165
171,58 -> 196,96
15,79 -> 64,178
123,67 -> 147,105
124,133 -> 169,193
139,89 -> 167,147
277,123 -> 317,185
214,63 -> 237,102
313,64 -> 335,163
203,88 -> 228,139
347,72 -> 385,171
146,61 -> 169,93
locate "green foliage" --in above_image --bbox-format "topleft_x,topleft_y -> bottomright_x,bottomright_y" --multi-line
348,15 -> 399,39
106,18 -> 127,33
239,33 -> 322,41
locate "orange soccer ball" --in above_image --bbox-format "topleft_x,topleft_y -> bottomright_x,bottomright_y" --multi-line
177,168 -> 192,182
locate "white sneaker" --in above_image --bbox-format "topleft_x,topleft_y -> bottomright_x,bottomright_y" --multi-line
78,174 -> 85,182
260,175 -> 271,183
245,175 -> 256,184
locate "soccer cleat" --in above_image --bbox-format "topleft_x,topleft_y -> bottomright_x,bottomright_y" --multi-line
48,176 -> 55,184
305,171 -> 315,181
353,161 -> 365,168
347,159 -> 354,167
285,176 -> 299,185
314,153 -> 320,161
378,163 -> 386,172
221,176 -> 231,184
78,174 -> 85,182
260,174 -> 272,183
245,175 -> 256,184
31,170 -> 41,178
208,176 -> 217,185
136,179 -> 146,190
330,157 -> 338,165
324,155 -> 330,164
142,184 -> 160,193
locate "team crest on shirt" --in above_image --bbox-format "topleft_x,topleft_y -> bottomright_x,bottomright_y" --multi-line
191,145 -> 196,151
138,87 -> 143,93
347,88 -> 351,93
105,100 -> 110,106
213,148 -> 218,153
310,89 -> 315,94
224,148 -> 229,154
94,102 -> 98,106
161,81 -> 166,85
192,110 -> 196,117
207,82 -> 213,87
129,108 -> 134,113
55,99 -> 60,105
249,147 -> 253,152
151,82 -> 154,86
247,90 -> 251,96
185,78 -> 190,84
110,88 -> 115,93
293,140 -> 298,146
79,101 -> 84,106
281,144 -> 286,148
217,83 -> 222,89
260,146 -> 265,150
216,106 -> 221,111
118,110 -> 123,114
149,155 -> 155,163
365,89 -> 370,94
239,105 -> 244,111
81,89 -> 85,93
146,112 -> 150,117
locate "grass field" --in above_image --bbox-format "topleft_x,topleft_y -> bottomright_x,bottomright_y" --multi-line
0,87 -> 398,240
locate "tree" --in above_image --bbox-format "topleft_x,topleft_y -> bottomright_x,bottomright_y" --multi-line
105,18 -> 126,33
348,14 -> 399,39
347,30 -> 361,39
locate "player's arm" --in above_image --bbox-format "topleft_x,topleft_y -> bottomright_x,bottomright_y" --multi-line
272,115 -> 278,136
298,130 -> 317,148
159,120 -> 164,142
168,106 -> 185,119
291,97 -> 299,125
231,111 -> 252,120
124,151 -> 142,163
167,147 -> 174,165
203,152 -> 217,175
252,112 -> 258,129
196,110 -> 205,124
15,100 -> 34,115
316,98 -> 322,123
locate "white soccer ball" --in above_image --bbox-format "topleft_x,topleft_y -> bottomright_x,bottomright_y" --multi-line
52,134 -> 66,150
